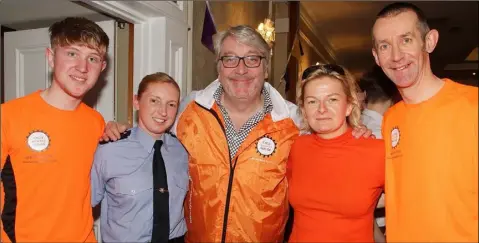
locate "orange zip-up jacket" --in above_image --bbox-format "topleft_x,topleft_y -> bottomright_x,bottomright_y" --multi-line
171,80 -> 300,242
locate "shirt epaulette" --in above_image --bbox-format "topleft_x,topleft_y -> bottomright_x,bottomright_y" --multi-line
167,131 -> 177,138
99,130 -> 132,145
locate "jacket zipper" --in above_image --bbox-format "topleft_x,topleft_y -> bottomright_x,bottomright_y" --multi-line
188,175 -> 193,224
198,104 -> 236,243
221,157 -> 238,243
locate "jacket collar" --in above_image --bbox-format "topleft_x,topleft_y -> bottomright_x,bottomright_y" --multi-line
195,79 -> 300,125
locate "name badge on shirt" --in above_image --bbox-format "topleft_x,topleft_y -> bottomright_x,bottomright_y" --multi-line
23,130 -> 57,163
388,126 -> 403,159
256,136 -> 276,157
391,127 -> 400,149
27,130 -> 50,152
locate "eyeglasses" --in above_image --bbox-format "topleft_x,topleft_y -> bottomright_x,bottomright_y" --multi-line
219,55 -> 265,68
301,64 -> 345,80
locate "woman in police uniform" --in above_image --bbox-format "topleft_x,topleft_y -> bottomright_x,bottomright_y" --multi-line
91,72 -> 188,243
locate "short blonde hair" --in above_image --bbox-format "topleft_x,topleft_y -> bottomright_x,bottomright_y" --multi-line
213,25 -> 270,71
297,64 -> 362,132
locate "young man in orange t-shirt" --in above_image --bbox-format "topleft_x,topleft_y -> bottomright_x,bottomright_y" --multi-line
1,17 -> 109,242
372,2 -> 478,242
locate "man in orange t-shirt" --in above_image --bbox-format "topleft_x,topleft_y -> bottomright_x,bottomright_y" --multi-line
1,17 -> 109,242
372,2 -> 478,242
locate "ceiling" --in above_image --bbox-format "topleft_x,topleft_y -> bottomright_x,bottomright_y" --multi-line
0,0 -> 111,30
300,1 -> 478,80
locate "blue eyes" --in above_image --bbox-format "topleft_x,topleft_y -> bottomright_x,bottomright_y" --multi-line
379,44 -> 389,51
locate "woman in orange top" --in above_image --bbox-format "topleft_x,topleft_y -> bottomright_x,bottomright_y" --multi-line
287,64 -> 385,242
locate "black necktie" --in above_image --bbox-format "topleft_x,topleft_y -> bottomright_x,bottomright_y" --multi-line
151,140 -> 170,243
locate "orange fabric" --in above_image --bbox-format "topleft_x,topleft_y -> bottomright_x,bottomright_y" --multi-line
288,129 -> 384,242
382,79 -> 478,242
1,91 -> 104,242
177,102 -> 299,242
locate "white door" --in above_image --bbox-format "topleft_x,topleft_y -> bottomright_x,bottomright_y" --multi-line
3,20 -> 116,122
165,17 -> 189,97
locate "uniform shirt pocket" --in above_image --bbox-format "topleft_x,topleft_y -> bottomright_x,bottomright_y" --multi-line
169,168 -> 189,204
107,175 -> 153,223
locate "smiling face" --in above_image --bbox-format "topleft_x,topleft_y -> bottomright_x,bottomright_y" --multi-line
301,76 -> 353,139
47,44 -> 106,99
372,10 -> 437,89
134,81 -> 180,139
217,36 -> 267,102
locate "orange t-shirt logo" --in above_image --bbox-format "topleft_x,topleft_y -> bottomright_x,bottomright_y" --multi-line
27,130 -> 50,152
390,127 -> 400,148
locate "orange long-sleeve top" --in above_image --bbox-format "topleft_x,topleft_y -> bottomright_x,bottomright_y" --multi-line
287,128 -> 385,242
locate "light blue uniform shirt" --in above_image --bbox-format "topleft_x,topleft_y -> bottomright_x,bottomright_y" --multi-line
91,126 -> 189,242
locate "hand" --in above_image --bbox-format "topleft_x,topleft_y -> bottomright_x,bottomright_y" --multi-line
101,121 -> 131,142
376,193 -> 385,208
352,125 -> 374,139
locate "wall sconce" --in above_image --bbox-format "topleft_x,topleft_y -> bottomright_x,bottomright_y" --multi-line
257,18 -> 275,51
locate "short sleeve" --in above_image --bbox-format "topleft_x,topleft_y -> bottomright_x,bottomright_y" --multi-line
1,104 -> 10,170
96,113 -> 106,140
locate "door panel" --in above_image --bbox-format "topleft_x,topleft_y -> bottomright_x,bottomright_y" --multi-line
4,27 -> 51,101
165,18 -> 188,97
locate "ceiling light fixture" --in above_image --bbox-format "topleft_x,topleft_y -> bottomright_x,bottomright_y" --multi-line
256,1 -> 275,54
257,19 -> 275,48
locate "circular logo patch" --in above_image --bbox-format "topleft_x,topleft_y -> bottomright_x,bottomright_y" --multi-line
256,136 -> 276,157
27,131 -> 50,152
391,127 -> 400,148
